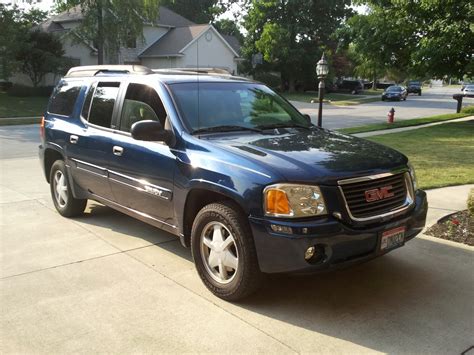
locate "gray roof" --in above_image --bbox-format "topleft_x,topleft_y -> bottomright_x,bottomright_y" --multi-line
48,5 -> 195,27
140,24 -> 209,57
222,34 -> 241,55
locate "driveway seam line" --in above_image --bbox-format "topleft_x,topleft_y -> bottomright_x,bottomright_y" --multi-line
123,250 -> 299,354
0,239 -> 179,281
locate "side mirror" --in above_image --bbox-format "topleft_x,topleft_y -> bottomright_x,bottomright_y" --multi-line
131,120 -> 172,144
303,114 -> 312,125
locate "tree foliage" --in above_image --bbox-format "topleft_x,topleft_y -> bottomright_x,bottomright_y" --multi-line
242,0 -> 352,91
160,0 -> 223,23
54,0 -> 160,64
0,5 -> 48,81
16,30 -> 66,87
213,18 -> 243,43
341,0 -> 473,81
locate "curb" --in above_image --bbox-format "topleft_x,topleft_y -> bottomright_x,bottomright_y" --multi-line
354,116 -> 473,137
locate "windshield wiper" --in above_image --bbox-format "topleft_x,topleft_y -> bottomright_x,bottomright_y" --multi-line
192,125 -> 262,135
256,122 -> 311,131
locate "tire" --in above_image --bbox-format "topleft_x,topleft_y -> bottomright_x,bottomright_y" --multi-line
191,201 -> 262,301
382,97 -> 385,101
418,92 -> 421,96
50,160 -> 87,217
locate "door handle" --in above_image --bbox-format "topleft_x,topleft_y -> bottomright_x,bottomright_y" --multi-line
113,146 -> 124,156
70,135 -> 78,144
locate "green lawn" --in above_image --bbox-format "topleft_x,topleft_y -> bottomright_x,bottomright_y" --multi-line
0,92 -> 48,118
338,112 -> 471,134
367,120 -> 474,189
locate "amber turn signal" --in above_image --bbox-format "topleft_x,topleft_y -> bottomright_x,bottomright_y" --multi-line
265,189 -> 291,215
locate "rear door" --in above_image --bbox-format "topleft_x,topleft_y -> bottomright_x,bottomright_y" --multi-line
107,82 -> 177,225
66,81 -> 121,201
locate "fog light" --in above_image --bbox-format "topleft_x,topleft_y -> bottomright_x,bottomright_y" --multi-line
270,224 -> 293,234
304,246 -> 316,260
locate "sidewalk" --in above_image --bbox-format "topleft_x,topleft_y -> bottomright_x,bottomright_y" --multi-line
354,116 -> 473,138
424,184 -> 473,228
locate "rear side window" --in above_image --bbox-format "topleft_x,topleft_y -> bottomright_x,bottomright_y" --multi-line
88,82 -> 120,128
48,82 -> 82,116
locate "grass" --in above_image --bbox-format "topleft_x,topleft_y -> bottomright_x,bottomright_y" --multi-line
0,117 -> 42,126
282,91 -> 380,105
367,120 -> 474,189
0,92 -> 48,118
338,112 -> 471,134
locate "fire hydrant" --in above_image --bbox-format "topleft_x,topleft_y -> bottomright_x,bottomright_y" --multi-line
387,107 -> 395,124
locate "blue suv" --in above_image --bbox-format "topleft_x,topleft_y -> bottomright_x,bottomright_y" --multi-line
39,65 -> 428,300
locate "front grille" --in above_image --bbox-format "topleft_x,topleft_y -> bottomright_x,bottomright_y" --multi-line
340,173 -> 409,219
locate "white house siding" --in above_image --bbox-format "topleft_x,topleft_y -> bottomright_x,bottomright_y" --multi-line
180,28 -> 238,74
120,26 -> 169,64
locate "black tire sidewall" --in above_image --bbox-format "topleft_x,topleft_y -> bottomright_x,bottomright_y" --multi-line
49,160 -> 86,217
191,202 -> 260,300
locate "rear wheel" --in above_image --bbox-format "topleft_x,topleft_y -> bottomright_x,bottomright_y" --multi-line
191,201 -> 262,301
50,160 -> 87,217
418,92 -> 421,96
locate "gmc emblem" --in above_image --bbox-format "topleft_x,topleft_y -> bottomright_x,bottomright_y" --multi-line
365,185 -> 394,202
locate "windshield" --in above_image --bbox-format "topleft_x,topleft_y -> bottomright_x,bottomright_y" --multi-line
387,86 -> 402,92
168,82 -> 310,133
408,81 -> 420,85
465,85 -> 474,89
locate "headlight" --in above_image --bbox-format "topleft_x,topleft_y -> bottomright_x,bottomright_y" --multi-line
263,184 -> 327,217
407,162 -> 418,191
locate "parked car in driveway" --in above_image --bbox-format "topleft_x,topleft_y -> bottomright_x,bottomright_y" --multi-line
39,65 -> 427,301
382,86 -> 408,101
462,84 -> 474,97
406,81 -> 422,95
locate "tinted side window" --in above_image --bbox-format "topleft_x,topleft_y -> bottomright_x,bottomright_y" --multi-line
48,82 -> 82,116
119,83 -> 166,132
88,82 -> 120,128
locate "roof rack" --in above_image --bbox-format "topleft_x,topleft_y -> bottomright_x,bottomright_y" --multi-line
65,65 -> 153,78
152,68 -> 232,75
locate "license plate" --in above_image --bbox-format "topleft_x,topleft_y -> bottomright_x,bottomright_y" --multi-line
380,226 -> 405,251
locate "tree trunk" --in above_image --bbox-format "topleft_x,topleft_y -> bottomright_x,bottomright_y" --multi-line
288,76 -> 296,92
97,2 -> 104,64
372,68 -> 377,90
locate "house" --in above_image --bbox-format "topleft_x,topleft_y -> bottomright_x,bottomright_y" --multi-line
12,5 -> 242,86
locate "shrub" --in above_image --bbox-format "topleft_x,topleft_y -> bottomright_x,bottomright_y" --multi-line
468,189 -> 474,217
461,105 -> 474,114
7,84 -> 54,97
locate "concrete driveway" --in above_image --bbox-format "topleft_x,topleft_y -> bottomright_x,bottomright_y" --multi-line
1,125 -> 473,353
293,86 -> 474,130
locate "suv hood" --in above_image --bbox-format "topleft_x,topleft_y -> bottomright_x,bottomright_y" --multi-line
209,128 -> 407,184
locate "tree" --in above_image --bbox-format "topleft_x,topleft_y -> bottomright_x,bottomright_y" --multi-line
0,5 -> 47,81
160,0 -> 223,23
242,0 -> 352,92
16,30 -> 66,87
213,18 -> 243,43
54,0 -> 160,64
342,0 -> 473,81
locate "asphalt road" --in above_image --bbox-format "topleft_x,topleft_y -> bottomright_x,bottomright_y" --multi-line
293,86 -> 474,130
1,125 -> 473,353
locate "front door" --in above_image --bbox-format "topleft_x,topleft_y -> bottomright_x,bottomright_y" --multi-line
107,82 -> 176,226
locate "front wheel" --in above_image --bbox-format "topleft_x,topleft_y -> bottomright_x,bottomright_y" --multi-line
191,201 -> 262,301
50,160 -> 87,217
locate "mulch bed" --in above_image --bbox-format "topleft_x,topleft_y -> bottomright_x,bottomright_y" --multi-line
425,210 -> 473,246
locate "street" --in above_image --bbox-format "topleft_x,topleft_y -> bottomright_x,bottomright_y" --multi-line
293,86 -> 474,129
1,124 -> 473,353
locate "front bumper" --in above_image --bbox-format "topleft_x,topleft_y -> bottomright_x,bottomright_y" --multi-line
249,190 -> 427,274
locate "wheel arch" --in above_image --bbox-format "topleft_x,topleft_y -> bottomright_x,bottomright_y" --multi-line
181,185 -> 249,248
44,147 -> 65,183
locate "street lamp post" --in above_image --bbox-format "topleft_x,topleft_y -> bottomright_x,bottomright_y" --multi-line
316,53 -> 329,127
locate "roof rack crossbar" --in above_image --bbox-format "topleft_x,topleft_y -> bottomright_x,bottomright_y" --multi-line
65,65 -> 153,78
